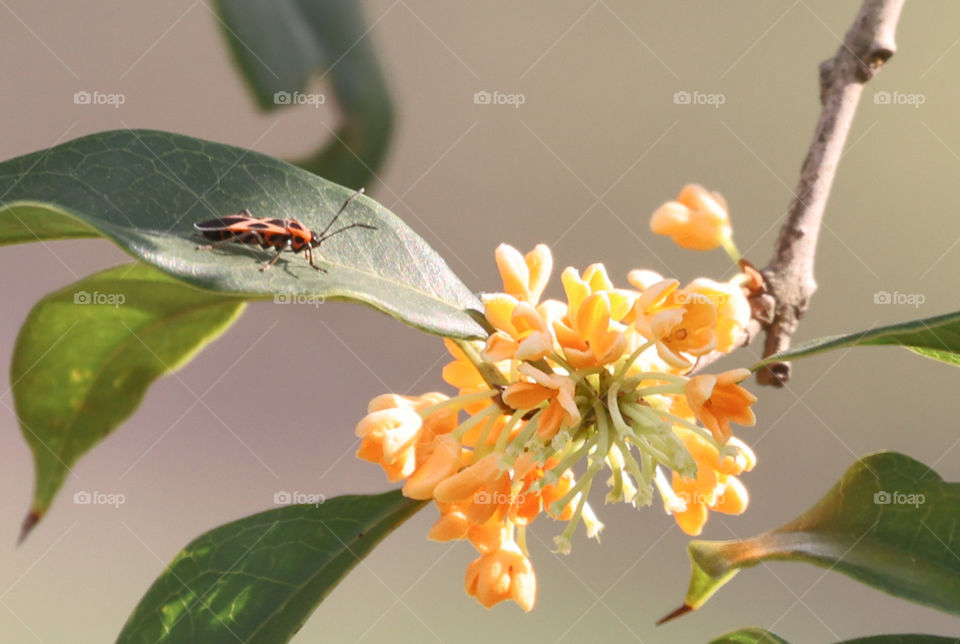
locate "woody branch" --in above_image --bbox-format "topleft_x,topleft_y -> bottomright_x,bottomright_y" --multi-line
717,0 -> 906,386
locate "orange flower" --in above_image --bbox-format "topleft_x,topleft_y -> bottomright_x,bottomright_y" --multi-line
428,503 -> 512,552
434,453 -> 502,503
368,392 -> 457,438
441,339 -> 485,391
501,364 -> 580,441
650,184 -> 731,251
367,392 -> 458,467
433,453 -> 512,524
554,294 -> 630,368
495,243 -> 553,304
464,538 -> 537,611
558,264 -> 635,323
631,273 -> 750,368
497,455 -> 576,527
539,466 -> 576,520
428,503 -> 472,542
682,278 -> 750,353
402,435 -> 463,500
464,516 -> 512,553
685,368 -> 757,443
633,278 -> 716,369
547,264 -> 636,368
441,339 -> 492,414
668,430 -> 755,535
482,295 -> 553,362
682,431 -> 757,477
354,408 -> 423,483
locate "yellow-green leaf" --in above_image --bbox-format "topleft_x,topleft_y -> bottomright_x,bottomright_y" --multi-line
666,452 -> 960,622
12,263 -> 244,538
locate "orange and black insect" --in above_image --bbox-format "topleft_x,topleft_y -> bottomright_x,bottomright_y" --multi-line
194,189 -> 375,272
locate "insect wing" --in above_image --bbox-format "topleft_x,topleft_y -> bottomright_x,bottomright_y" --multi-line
193,214 -> 261,231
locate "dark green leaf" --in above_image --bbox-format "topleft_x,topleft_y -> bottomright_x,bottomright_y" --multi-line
665,452 -> 960,621
0,129 -> 484,338
710,630 -> 958,644
12,263 -> 244,536
213,0 -> 393,188
752,310 -> 960,370
709,628 -> 789,644
117,491 -> 426,644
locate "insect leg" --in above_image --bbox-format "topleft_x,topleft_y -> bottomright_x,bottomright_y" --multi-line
259,247 -> 286,272
306,246 -> 328,273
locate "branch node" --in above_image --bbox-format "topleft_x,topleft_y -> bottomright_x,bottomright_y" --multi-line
756,362 -> 790,387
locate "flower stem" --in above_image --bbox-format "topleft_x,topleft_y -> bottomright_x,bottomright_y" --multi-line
612,339 -> 656,381
721,234 -> 741,263
624,371 -> 688,386
455,339 -> 507,387
635,384 -> 684,397
417,389 -> 498,418
452,405 -> 500,442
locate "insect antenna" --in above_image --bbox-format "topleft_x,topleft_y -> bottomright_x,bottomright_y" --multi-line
312,188 -> 377,246
316,188 -> 365,239
313,222 -> 378,246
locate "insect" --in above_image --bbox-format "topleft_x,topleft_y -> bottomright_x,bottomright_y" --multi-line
194,189 -> 375,272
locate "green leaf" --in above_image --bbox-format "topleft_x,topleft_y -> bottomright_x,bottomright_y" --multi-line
0,202 -> 99,245
213,0 -> 393,188
710,631 -> 957,644
751,310 -> 960,370
117,491 -> 426,644
0,129 -> 485,338
840,638 -> 960,644
12,263 -> 244,537
664,452 -> 960,621
709,628 -> 790,644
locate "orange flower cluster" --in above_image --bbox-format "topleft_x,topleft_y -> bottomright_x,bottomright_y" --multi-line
354,198 -> 758,611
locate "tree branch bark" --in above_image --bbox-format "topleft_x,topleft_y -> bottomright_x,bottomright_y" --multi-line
704,0 -> 906,386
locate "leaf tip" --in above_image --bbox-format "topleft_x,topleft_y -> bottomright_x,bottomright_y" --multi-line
656,603 -> 694,625
17,510 -> 42,545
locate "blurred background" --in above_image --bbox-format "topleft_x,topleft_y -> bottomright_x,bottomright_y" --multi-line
1,1 -> 959,641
